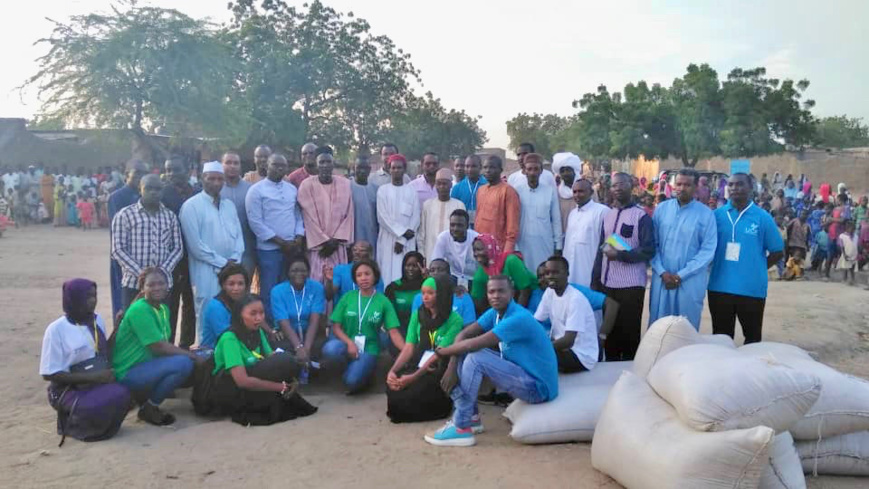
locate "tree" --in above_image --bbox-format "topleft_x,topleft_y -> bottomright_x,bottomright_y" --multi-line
385,92 -> 487,161
814,116 -> 869,149
23,3 -> 244,163
669,63 -> 723,166
505,112 -> 571,159
228,0 -> 420,153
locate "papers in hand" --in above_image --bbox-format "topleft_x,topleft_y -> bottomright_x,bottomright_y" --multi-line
604,234 -> 632,252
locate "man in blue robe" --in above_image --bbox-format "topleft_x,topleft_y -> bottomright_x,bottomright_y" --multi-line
649,169 -> 717,330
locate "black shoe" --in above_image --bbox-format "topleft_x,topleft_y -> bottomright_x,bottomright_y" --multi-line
493,393 -> 514,407
478,389 -> 498,405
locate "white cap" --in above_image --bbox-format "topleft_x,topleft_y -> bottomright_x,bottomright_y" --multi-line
202,161 -> 224,174
552,152 -> 582,174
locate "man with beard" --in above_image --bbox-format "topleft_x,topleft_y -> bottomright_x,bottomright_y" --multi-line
243,144 -> 271,184
350,155 -> 379,254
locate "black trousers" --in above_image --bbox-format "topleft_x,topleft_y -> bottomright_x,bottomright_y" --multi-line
169,258 -> 196,349
555,349 -> 588,373
708,291 -> 766,344
603,286 -> 645,361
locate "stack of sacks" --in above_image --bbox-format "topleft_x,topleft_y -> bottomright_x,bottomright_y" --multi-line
741,342 -> 869,477
593,341 -> 822,489
504,316 -> 734,444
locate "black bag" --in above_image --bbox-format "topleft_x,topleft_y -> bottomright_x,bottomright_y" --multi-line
191,355 -> 220,416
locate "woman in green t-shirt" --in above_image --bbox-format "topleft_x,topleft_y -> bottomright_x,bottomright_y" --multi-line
385,251 -> 425,352
322,259 -> 402,394
207,294 -> 317,425
113,268 -> 202,426
386,275 -> 463,423
469,233 -> 536,313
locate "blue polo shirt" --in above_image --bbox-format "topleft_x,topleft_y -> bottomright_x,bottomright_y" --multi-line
709,202 -> 783,299
411,292 -> 477,325
271,279 -> 326,335
478,301 -> 558,401
332,263 -> 385,304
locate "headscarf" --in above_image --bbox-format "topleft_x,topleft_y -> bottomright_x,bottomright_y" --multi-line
417,275 -> 455,338
62,278 -> 97,325
475,233 -> 506,277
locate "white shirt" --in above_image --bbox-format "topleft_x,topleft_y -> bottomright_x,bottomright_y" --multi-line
431,229 -> 480,282
564,200 -> 610,286
39,314 -> 107,376
533,287 -> 598,370
507,168 -> 557,189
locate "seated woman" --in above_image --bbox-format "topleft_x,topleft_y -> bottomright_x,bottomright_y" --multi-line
322,259 -> 402,394
208,294 -> 317,425
385,251 -> 425,339
386,275 -> 464,423
40,279 -> 131,445
200,264 -> 250,349
470,233 -> 536,314
112,268 -> 200,426
270,256 -> 326,372
410,259 -> 476,326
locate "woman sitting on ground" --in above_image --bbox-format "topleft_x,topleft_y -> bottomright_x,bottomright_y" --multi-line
470,233 -> 536,313
112,268 -> 201,425
385,251 -> 426,342
40,279 -> 131,445
322,259 -> 403,394
201,263 -> 250,349
269,256 -> 326,364
208,294 -> 317,425
386,275 -> 463,423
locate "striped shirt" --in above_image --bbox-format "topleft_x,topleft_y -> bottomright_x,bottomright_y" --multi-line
111,202 -> 184,289
592,204 -> 654,289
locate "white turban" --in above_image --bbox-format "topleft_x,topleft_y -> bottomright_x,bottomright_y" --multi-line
202,161 -> 224,174
552,152 -> 582,175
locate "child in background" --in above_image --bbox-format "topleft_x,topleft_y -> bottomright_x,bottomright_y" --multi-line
76,192 -> 95,230
66,190 -> 79,227
37,200 -> 49,223
837,220 -> 858,286
774,215 -> 787,279
810,223 -> 830,272
0,190 -> 9,236
12,186 -> 28,227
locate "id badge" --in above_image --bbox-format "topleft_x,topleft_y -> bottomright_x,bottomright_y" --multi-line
457,276 -> 469,289
418,350 -> 436,368
354,335 -> 366,355
725,242 -> 741,262
468,210 -> 476,224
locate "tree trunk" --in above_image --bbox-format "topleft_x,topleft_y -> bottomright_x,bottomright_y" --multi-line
130,127 -> 168,167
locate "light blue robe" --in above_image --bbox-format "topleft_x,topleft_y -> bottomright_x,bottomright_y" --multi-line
514,181 -> 563,272
649,199 -> 717,330
179,192 -> 245,338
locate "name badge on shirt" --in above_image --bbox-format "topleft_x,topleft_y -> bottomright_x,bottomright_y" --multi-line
468,210 -> 476,223
457,276 -> 469,289
354,335 -> 366,356
418,350 -> 436,368
725,242 -> 741,262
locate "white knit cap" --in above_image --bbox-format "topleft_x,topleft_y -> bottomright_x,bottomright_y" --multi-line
202,161 -> 224,174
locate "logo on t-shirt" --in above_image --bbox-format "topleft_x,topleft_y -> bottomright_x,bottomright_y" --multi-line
745,223 -> 759,236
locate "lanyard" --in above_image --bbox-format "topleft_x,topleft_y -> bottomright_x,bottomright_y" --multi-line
80,323 -> 99,353
467,178 -> 481,208
428,330 -> 438,348
357,291 -> 375,335
251,349 -> 264,360
726,202 -> 753,242
291,285 -> 306,338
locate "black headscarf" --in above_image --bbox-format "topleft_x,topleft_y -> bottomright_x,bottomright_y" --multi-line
417,275 -> 455,342
62,278 -> 97,325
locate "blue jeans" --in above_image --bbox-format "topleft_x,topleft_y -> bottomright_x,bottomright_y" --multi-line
451,349 -> 546,429
321,339 -> 377,393
120,355 -> 194,405
257,249 -> 286,320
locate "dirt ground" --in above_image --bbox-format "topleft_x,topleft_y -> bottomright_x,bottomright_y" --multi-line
1,225 -> 867,489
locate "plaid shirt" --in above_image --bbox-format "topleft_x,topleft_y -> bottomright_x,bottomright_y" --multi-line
111,202 -> 184,289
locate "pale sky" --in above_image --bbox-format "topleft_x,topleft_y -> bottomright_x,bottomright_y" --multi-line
2,0 -> 866,152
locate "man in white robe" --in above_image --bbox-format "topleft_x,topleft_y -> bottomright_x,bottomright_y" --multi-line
514,154 -> 563,272
564,178 -> 609,286
419,168 -> 465,259
552,152 -> 583,233
179,162 -> 245,339
376,154 -> 421,284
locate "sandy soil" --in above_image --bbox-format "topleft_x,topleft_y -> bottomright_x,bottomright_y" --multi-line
1,225 -> 867,489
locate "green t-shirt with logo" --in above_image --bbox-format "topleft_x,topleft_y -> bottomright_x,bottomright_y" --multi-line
405,309 -> 463,348
330,290 -> 399,355
112,298 -> 171,379
212,329 -> 273,374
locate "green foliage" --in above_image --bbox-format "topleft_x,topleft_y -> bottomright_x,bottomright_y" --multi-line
505,112 -> 571,159
510,63 -> 817,167
814,115 -> 869,149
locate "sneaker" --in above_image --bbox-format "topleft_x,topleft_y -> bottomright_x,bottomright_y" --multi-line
424,421 -> 476,447
470,415 -> 485,434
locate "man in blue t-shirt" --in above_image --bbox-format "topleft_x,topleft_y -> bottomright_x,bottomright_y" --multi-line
708,173 -> 783,344
423,275 -> 558,447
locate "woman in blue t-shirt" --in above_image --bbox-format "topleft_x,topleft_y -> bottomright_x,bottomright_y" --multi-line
270,256 -> 326,366
200,264 -> 250,349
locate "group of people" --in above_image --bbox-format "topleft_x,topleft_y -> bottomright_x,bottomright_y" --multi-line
37,141 -> 865,448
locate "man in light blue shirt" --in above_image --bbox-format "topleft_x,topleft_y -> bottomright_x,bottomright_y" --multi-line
245,154 -> 305,315
449,155 -> 487,229
708,173 -> 783,344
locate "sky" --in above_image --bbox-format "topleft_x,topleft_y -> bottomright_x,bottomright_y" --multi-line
2,0 -> 867,152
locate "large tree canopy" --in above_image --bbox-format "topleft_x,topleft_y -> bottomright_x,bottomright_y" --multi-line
508,63 -> 818,167
814,115 -> 869,149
